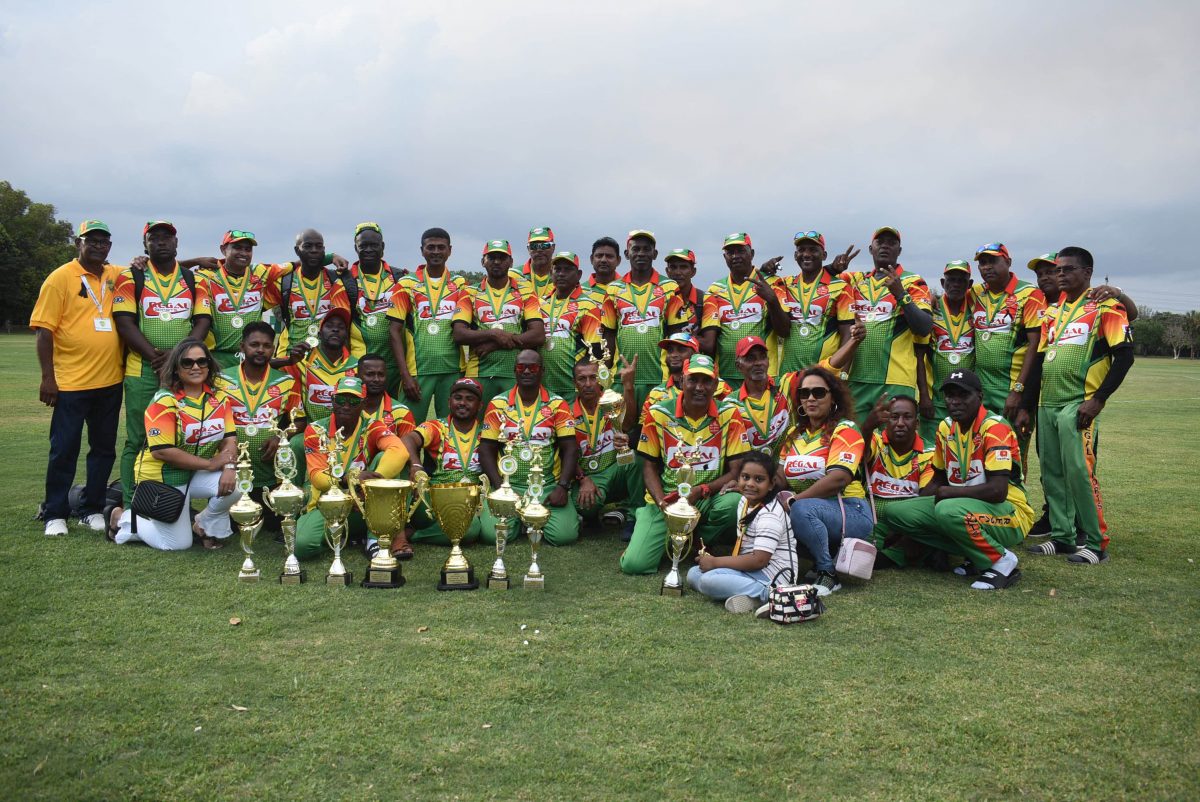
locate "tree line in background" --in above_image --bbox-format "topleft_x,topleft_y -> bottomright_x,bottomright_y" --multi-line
3,179 -> 1199,357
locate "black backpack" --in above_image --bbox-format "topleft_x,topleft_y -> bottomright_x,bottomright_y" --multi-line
277,265 -> 406,326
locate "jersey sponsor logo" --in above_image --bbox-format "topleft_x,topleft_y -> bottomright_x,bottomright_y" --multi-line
665,444 -> 719,471
479,302 -> 523,326
993,448 -> 1011,462
1056,321 -> 1093,345
441,449 -> 481,473
838,451 -> 857,463
181,418 -> 226,446
934,333 -> 974,354
550,317 -> 573,339
141,296 -> 193,319
290,297 -> 333,321
498,421 -> 555,447
851,298 -> 895,322
743,407 -> 790,448
308,383 -> 334,405
214,289 -> 263,314
721,300 -> 765,326
973,309 -> 1014,333
869,470 -> 919,498
582,429 -> 615,456
787,301 -> 825,326
417,299 -> 459,320
233,406 -> 278,427
783,452 -> 827,480
948,457 -> 986,486
619,305 -> 662,327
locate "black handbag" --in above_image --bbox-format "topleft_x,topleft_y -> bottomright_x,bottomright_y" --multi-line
130,396 -> 206,527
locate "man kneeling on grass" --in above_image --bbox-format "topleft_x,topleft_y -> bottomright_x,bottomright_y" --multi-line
878,368 -> 1033,590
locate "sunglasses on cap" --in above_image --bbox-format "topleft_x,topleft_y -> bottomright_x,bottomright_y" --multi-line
794,230 -> 823,241
796,386 -> 830,400
529,241 -> 554,251
228,230 -> 255,241
976,243 -> 1006,256
179,357 -> 210,369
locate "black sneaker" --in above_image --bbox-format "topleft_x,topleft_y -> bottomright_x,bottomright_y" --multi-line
1027,540 -> 1074,555
812,571 -> 841,596
1067,547 -> 1109,565
1027,513 -> 1052,537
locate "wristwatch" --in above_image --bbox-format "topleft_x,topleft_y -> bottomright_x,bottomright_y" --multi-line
900,293 -> 914,306
1012,382 -> 1025,393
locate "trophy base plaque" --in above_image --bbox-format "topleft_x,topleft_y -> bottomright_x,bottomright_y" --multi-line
279,570 -> 308,585
238,569 -> 261,583
326,572 -> 353,586
362,565 -> 406,588
486,574 -> 510,590
438,567 -> 479,591
660,583 -> 685,597
523,575 -> 545,591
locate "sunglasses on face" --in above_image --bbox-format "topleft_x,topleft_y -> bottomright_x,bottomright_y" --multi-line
796,386 -> 830,400
514,363 -> 541,374
179,357 -> 209,369
333,394 -> 361,406
529,242 -> 554,251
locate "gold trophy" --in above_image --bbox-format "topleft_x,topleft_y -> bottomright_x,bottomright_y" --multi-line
596,341 -> 634,465
313,423 -> 356,586
429,479 -> 482,591
482,431 -> 521,590
228,442 -> 264,582
516,444 -> 551,590
264,415 -> 307,583
661,426 -> 703,596
350,472 -> 425,589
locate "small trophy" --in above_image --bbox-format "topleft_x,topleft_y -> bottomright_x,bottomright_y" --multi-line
660,425 -> 702,596
516,445 -> 551,590
429,479 -> 482,591
483,430 -> 521,589
350,473 -> 425,589
314,423 -> 356,586
228,442 -> 264,582
264,416 -> 306,584
596,341 -> 634,465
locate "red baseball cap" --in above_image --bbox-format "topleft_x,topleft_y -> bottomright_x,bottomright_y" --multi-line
735,335 -> 768,357
320,307 -> 352,329
975,242 -> 1012,261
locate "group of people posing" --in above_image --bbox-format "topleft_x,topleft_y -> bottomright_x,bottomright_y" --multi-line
31,219 -> 1135,611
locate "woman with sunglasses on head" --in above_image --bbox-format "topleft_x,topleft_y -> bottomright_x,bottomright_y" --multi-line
687,450 -> 796,616
112,339 -> 241,550
776,366 -> 872,595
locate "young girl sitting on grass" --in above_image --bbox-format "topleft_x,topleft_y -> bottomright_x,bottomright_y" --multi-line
686,450 -> 796,615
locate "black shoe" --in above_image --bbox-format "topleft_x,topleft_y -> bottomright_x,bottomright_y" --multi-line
1027,514 -> 1052,537
1075,528 -> 1089,549
1067,547 -> 1109,565
1027,540 -> 1074,555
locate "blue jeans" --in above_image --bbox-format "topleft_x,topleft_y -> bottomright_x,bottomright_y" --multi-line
789,496 -> 874,573
44,383 -> 123,520
686,565 -> 772,602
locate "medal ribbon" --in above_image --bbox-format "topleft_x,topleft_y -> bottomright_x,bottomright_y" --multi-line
298,273 -> 325,324
145,264 -> 183,312
447,420 -> 479,474
333,417 -> 367,474
727,278 -> 757,322
514,395 -> 546,445
939,297 -> 971,349
949,420 -> 974,485
1048,294 -> 1091,346
861,273 -> 894,308
627,282 -> 655,321
742,387 -> 777,444
421,268 -> 451,322
578,402 -> 606,455
546,292 -> 575,337
360,264 -> 388,312
216,263 -> 252,315
884,442 -> 918,477
980,287 -> 1013,329
234,367 -> 271,418
790,274 -> 822,325
732,497 -> 761,555
484,281 -> 513,326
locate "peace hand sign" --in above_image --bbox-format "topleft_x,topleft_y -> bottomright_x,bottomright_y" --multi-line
617,353 -> 638,388
827,245 -> 860,275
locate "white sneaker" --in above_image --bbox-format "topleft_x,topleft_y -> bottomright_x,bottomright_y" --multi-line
724,594 -> 758,614
44,518 -> 68,537
81,513 -> 106,532
754,602 -> 771,619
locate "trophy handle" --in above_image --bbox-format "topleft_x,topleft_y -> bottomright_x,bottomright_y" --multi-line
412,470 -> 431,518
480,474 -> 491,516
347,467 -> 366,516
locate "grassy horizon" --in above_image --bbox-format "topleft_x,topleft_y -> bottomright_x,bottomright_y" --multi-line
0,334 -> 1197,801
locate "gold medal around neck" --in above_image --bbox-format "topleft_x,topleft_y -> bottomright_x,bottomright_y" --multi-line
366,314 -> 379,327
798,325 -> 811,337
547,340 -> 556,351
636,323 -> 649,333
1046,350 -> 1057,363
307,324 -> 319,336
427,321 -> 440,335
160,310 -> 173,322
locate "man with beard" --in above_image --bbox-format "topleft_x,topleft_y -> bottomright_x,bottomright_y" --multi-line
453,240 -> 546,402
622,355 -> 749,575
861,394 -> 935,569
916,260 -> 976,443
724,336 -> 791,456
215,322 -> 298,521
390,227 -> 467,424
286,308 -> 358,468
879,369 -> 1032,590
587,236 -> 625,297
514,226 -> 557,299
478,349 -> 580,547
699,233 -> 789,389
113,220 -> 212,507
540,251 -> 604,400
571,357 -> 642,531
275,228 -> 357,359
777,231 -> 849,374
31,220 -> 125,536
639,333 -> 733,421
836,227 -> 933,425
600,230 -> 684,416
395,378 -> 487,548
348,223 -> 406,393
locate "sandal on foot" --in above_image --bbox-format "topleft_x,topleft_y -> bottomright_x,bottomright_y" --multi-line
193,521 -> 225,550
1067,547 -> 1108,565
952,560 -> 980,577
1027,540 -> 1073,556
970,567 -> 1022,590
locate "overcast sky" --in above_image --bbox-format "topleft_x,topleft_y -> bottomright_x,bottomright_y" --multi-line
3,0 -> 1197,311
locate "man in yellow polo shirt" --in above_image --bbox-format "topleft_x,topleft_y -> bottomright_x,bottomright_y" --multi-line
30,220 -> 126,536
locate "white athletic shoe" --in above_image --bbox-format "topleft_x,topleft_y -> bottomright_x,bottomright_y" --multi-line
44,518 -> 68,537
724,595 -> 758,614
80,513 -> 106,532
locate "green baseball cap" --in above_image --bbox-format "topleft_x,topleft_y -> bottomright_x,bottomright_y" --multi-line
944,259 -> 972,275
354,221 -> 383,236
552,250 -> 580,267
871,226 -> 901,242
665,248 -> 696,264
723,232 -> 752,248
685,354 -> 717,378
1027,252 -> 1058,271
483,239 -> 512,256
626,229 -> 656,245
77,220 -> 111,238
528,226 -> 555,243
143,220 -> 177,237
335,377 -> 366,398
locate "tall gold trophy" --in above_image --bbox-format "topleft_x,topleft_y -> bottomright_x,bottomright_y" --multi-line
228,442 -> 264,582
596,341 -> 634,465
516,445 -> 551,590
350,473 -> 425,589
483,430 -> 521,590
661,426 -> 702,596
313,424 -> 356,586
429,478 -> 482,591
263,416 -> 307,583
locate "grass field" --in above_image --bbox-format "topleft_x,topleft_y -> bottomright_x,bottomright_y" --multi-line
0,333 -> 1197,801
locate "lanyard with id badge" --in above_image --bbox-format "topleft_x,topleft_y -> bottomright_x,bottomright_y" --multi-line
83,273 -> 113,331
